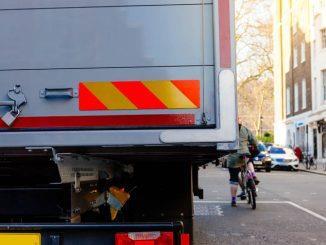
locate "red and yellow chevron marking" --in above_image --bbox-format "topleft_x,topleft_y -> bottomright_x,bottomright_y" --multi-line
79,80 -> 200,110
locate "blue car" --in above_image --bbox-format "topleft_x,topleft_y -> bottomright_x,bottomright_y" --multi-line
252,143 -> 272,172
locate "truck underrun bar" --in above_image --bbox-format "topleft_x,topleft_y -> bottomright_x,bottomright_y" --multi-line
0,222 -> 185,245
0,222 -> 183,232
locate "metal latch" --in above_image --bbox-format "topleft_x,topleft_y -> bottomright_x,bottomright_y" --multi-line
0,84 -> 27,126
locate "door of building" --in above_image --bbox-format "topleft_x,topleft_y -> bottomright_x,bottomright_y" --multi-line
313,129 -> 318,158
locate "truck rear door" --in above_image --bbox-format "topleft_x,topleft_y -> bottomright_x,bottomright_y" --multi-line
0,0 -> 237,148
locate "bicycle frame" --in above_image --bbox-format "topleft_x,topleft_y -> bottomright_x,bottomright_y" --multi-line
239,157 -> 257,210
304,153 -> 317,170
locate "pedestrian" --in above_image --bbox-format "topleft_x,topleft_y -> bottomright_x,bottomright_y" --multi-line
294,146 -> 303,162
227,121 -> 260,207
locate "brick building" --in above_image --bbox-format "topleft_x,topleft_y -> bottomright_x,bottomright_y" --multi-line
308,0 -> 326,162
274,0 -> 326,163
274,0 -> 312,150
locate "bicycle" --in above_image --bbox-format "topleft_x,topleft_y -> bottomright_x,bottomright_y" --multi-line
304,153 -> 317,170
239,158 -> 257,210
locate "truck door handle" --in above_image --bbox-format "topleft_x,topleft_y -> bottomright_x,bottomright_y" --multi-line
40,88 -> 78,99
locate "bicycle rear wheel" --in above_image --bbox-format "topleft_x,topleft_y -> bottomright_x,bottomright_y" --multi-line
313,161 -> 318,170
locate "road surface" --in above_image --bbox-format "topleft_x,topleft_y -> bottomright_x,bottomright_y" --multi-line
193,165 -> 326,245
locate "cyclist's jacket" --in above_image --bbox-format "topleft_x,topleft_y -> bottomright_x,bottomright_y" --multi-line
227,124 -> 258,168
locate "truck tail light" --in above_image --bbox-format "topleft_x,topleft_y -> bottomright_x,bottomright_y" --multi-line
181,234 -> 190,245
115,232 -> 173,245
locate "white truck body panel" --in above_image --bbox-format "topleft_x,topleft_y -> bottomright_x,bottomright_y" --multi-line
0,0 -> 237,149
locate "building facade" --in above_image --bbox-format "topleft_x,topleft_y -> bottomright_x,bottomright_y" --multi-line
309,0 -> 326,162
274,0 -> 326,163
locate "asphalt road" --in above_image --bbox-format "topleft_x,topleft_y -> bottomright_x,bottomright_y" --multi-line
193,165 -> 326,245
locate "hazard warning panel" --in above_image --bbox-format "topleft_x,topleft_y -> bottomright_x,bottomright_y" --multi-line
79,80 -> 200,110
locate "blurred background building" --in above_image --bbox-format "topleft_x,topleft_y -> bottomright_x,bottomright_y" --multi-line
274,0 -> 326,163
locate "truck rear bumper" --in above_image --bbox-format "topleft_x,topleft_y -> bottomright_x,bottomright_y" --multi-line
0,222 -> 184,245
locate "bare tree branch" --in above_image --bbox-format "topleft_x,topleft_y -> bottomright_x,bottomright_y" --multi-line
236,0 -> 274,136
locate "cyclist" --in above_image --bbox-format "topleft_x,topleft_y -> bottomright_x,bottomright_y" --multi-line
227,122 -> 260,207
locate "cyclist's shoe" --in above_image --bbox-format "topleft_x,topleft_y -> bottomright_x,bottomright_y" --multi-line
231,201 -> 237,207
237,191 -> 246,200
253,176 -> 260,185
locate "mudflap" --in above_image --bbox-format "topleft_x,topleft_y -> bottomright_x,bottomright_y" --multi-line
125,160 -> 194,240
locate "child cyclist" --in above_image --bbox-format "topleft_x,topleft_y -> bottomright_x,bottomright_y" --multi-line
227,122 -> 260,207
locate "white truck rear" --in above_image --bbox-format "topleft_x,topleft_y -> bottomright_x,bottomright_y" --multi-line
0,1 -> 237,244
0,0 -> 237,148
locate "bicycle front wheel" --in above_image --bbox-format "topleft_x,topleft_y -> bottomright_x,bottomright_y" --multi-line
247,189 -> 251,204
248,189 -> 256,210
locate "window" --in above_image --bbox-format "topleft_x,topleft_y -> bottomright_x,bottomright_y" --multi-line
270,147 -> 286,154
293,47 -> 298,68
301,42 -> 305,63
286,87 -> 291,114
296,126 -> 306,151
322,29 -> 326,49
302,79 -> 307,109
294,83 -> 299,112
287,130 -> 292,147
314,77 -> 317,109
323,70 -> 326,101
323,133 -> 326,158
258,143 -> 267,152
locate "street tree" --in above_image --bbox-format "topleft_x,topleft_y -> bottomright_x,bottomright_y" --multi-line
235,0 -> 274,136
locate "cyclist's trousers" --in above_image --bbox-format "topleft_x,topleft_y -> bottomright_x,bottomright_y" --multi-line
228,167 -> 241,185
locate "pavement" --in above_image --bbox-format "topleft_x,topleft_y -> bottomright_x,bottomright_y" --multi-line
193,165 -> 326,245
298,162 -> 326,176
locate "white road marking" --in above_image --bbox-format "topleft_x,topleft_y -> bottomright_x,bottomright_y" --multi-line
194,203 -> 224,216
215,205 -> 224,216
194,200 -> 326,222
286,201 -> 326,222
195,200 -> 286,204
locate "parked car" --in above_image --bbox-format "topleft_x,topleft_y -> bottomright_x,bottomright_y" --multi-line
252,143 -> 272,172
218,155 -> 228,168
219,142 -> 272,172
265,143 -> 274,148
269,146 -> 299,170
